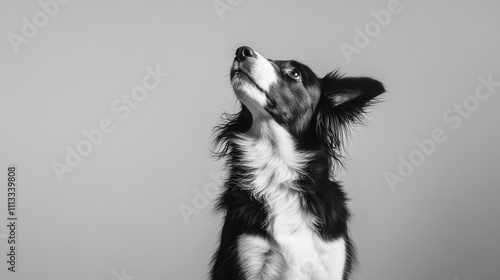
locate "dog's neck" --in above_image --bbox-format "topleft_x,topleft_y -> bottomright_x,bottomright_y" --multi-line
235,117 -> 320,240
234,118 -> 313,197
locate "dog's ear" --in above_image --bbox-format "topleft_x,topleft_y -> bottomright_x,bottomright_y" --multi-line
315,71 -> 385,159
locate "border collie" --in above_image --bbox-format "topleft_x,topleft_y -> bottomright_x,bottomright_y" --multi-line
210,46 -> 385,280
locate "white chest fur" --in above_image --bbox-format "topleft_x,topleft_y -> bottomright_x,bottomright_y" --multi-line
235,120 -> 347,280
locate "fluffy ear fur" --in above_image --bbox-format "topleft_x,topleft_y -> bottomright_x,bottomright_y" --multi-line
315,71 -> 385,162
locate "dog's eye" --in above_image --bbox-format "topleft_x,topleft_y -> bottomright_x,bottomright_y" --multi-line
287,69 -> 301,80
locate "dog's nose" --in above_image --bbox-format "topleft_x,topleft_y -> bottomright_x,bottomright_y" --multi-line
235,46 -> 255,61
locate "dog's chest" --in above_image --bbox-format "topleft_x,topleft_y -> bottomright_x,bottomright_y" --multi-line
235,123 -> 346,279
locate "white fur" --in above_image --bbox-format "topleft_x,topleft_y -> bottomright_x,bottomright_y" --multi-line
232,51 -> 277,109
234,83 -> 268,108
250,51 -> 278,92
238,235 -> 286,280
235,120 -> 347,280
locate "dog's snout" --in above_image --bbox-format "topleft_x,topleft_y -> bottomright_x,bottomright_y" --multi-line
235,46 -> 255,61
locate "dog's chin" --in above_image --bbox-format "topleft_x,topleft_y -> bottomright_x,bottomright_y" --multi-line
231,76 -> 268,110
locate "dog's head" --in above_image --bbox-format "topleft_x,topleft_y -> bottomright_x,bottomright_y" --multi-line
219,46 -> 385,161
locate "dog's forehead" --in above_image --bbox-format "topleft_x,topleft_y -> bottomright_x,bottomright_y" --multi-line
270,59 -> 317,77
270,59 -> 300,69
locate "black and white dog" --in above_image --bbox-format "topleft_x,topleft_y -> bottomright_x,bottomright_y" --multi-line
210,46 -> 384,280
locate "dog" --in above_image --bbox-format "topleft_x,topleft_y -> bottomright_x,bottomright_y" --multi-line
210,46 -> 385,280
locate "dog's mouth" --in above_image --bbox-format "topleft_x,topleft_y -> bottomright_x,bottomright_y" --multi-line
230,47 -> 279,109
231,67 -> 277,109
231,68 -> 269,95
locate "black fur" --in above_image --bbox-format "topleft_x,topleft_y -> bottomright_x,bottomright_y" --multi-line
210,47 -> 384,280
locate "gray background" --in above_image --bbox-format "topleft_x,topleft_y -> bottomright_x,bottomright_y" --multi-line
1,0 -> 499,279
